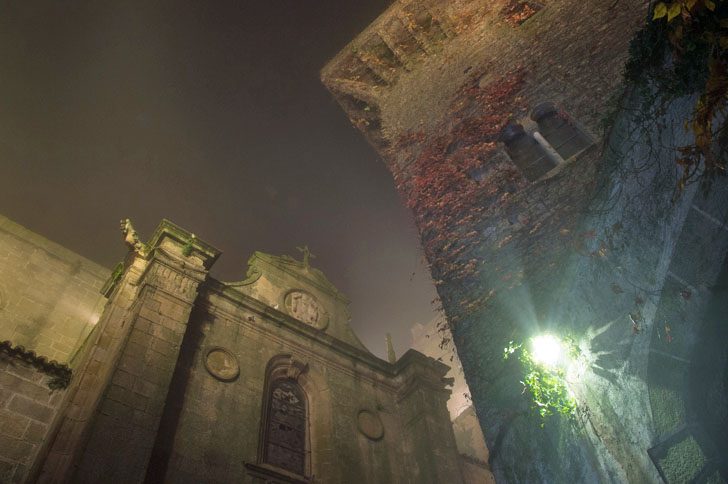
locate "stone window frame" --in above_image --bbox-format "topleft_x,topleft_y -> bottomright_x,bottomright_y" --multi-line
499,102 -> 595,181
256,355 -> 313,482
530,102 -> 594,162
498,118 -> 560,181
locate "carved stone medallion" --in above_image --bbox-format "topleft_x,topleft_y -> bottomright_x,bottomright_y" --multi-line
357,410 -> 384,441
284,290 -> 328,330
204,347 -> 239,382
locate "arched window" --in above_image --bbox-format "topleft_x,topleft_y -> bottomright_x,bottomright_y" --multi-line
264,378 -> 308,475
255,355 -> 310,479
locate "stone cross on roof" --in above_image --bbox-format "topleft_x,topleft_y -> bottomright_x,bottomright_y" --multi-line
296,245 -> 316,268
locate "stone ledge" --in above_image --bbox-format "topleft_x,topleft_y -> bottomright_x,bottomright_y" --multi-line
244,462 -> 313,484
459,452 -> 490,470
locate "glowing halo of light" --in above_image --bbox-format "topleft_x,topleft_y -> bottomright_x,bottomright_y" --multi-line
530,334 -> 563,368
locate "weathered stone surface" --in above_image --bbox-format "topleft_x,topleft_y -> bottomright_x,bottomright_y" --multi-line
150,259 -> 464,484
0,216 -> 466,483
357,409 -> 384,440
203,347 -> 239,382
0,352 -> 67,484
66,220 -> 221,484
0,214 -> 108,365
323,0 -> 728,482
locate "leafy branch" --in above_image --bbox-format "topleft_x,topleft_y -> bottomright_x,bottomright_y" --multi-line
625,0 -> 728,197
503,341 -> 578,426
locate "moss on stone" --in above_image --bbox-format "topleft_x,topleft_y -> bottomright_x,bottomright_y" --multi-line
649,385 -> 686,437
659,435 -> 706,484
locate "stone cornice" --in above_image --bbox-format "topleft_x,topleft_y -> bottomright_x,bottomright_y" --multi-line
148,219 -> 222,268
244,463 -> 313,484
202,278 -> 451,389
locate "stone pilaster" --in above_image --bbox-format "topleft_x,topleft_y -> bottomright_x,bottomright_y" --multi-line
395,351 -> 465,484
35,220 -> 220,484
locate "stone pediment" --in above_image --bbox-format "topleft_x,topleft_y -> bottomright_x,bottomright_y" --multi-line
222,249 -> 369,352
239,251 -> 350,305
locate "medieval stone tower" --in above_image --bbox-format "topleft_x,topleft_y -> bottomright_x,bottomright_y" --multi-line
322,0 -> 728,482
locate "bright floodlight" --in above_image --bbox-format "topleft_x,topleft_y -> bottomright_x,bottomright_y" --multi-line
531,335 -> 562,367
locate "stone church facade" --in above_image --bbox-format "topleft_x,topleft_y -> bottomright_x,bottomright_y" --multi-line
0,215 -> 479,483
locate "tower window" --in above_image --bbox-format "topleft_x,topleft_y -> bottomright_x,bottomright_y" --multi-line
499,119 -> 557,181
531,102 -> 593,160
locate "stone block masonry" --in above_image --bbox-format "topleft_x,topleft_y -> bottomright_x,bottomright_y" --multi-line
0,352 -> 67,484
35,220 -> 222,484
323,0 -> 728,482
0,215 -> 109,365
0,214 -> 474,483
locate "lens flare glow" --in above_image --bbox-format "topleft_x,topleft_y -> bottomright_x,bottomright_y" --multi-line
531,335 -> 563,367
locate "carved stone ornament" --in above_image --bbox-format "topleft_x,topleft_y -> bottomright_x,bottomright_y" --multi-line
204,347 -> 240,382
357,410 -> 384,441
284,290 -> 328,330
120,218 -> 147,255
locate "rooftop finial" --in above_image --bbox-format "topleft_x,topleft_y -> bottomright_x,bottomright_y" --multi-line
296,245 -> 316,268
385,333 -> 396,364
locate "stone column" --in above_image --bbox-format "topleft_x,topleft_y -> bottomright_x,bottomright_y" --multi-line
36,220 -> 220,484
395,351 -> 465,484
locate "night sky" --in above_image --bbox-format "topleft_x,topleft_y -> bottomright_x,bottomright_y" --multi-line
0,1 -> 438,359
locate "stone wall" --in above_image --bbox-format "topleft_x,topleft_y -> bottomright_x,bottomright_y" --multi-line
0,215 -> 108,364
323,0 -> 728,482
410,316 -> 493,483
12,218 -> 467,484
0,351 -> 67,484
148,261 -> 464,484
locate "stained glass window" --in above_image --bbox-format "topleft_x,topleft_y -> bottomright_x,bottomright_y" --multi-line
264,379 -> 307,475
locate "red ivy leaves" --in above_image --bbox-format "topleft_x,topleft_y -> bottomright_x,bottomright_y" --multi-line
394,70 -> 527,284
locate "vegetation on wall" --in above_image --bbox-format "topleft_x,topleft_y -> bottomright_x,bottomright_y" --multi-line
503,340 -> 578,426
658,435 -> 707,482
110,261 -> 125,284
0,340 -> 72,390
393,69 -> 527,318
182,234 -> 196,257
624,0 -> 728,196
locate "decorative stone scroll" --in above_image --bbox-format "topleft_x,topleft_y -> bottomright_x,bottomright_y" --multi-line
204,347 -> 240,382
284,290 -> 328,330
357,409 -> 384,441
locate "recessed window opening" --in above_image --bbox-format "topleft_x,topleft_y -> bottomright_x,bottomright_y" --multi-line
531,102 -> 593,160
499,119 -> 558,181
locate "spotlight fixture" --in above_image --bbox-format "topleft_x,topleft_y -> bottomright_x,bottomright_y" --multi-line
530,334 -> 563,368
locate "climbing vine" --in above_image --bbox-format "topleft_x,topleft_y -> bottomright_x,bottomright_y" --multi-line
624,0 -> 728,196
394,69 -> 527,302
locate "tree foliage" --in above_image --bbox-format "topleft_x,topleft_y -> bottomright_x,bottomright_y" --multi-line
626,0 -> 728,195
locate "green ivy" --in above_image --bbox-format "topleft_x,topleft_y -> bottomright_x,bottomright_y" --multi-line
110,261 -> 125,284
504,341 -> 578,427
182,236 -> 195,257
